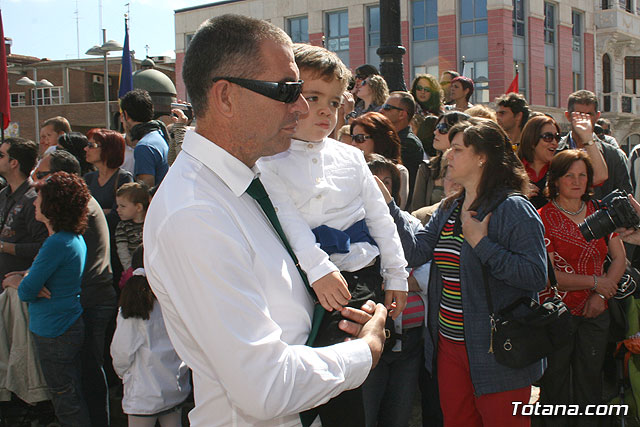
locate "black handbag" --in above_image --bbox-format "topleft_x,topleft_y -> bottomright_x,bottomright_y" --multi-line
483,254 -> 571,369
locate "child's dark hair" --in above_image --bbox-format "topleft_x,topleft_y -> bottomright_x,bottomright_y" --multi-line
116,182 -> 150,211
119,245 -> 155,320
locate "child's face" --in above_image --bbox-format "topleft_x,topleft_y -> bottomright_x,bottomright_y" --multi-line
294,71 -> 343,143
116,196 -> 141,221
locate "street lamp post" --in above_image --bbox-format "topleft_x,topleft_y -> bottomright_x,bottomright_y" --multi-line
86,29 -> 123,129
378,0 -> 407,92
16,72 -> 54,140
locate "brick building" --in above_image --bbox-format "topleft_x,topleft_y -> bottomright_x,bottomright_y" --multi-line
173,0 -> 640,151
6,39 -> 175,142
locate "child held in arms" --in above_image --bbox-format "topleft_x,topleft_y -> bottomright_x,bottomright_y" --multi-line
258,44 -> 408,426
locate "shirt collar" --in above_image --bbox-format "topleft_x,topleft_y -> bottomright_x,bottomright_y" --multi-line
181,129 -> 259,198
289,137 -> 326,151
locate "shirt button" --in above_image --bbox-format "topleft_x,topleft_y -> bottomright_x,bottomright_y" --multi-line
274,207 -> 279,213
312,158 -> 318,164
307,144 -> 314,149
315,194 -> 322,199
316,177 -> 322,183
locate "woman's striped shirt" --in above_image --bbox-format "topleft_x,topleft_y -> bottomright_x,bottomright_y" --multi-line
433,204 -> 465,342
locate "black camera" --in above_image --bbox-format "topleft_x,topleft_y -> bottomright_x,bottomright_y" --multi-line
578,190 -> 640,241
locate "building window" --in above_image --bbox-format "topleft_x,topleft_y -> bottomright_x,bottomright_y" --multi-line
512,0 -> 525,36
30,87 -> 63,105
572,11 -> 583,91
603,54 -> 612,93
412,0 -> 438,41
367,6 -> 380,66
185,33 -> 194,50
288,16 -> 309,44
463,60 -> 489,103
625,56 -> 640,94
545,66 -> 556,107
602,0 -> 611,9
460,0 -> 487,35
326,10 -> 349,67
10,92 -> 25,107
621,0 -> 633,13
544,3 -> 555,44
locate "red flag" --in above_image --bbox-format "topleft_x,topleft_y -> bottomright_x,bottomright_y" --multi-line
0,11 -> 10,130
506,73 -> 519,94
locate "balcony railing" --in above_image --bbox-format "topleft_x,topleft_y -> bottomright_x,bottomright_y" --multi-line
601,92 -> 640,114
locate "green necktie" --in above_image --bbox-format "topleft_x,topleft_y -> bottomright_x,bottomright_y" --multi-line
245,177 -> 323,346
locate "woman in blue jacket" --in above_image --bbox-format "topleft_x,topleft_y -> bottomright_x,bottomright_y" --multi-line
3,172 -> 91,426
389,118 -> 547,426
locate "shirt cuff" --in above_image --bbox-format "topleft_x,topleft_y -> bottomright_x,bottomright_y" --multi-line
307,259 -> 340,286
324,339 -> 372,390
382,275 -> 409,292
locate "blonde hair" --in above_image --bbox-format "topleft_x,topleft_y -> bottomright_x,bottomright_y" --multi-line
367,75 -> 390,106
465,104 -> 497,122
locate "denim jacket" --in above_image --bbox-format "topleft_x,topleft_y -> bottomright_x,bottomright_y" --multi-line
389,188 -> 547,396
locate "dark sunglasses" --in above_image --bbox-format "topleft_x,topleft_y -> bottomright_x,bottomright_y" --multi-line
211,77 -> 303,104
539,132 -> 561,143
381,103 -> 405,113
415,84 -> 430,92
350,134 -> 373,143
435,122 -> 450,135
35,171 -> 51,180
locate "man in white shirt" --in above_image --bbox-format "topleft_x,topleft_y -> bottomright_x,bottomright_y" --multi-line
143,14 -> 387,427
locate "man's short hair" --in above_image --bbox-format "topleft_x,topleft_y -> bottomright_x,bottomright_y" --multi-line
442,70 -> 460,80
596,118 -> 611,129
495,92 -> 531,129
451,76 -> 474,101
390,91 -> 416,121
119,89 -> 154,123
293,44 -> 352,92
42,116 -> 71,134
567,90 -> 598,113
48,149 -> 81,176
182,14 -> 292,118
2,137 -> 38,177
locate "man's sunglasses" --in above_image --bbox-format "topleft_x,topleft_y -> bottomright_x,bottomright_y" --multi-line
435,122 -> 450,135
211,77 -> 303,104
381,103 -> 406,113
351,134 -> 373,143
539,132 -> 561,143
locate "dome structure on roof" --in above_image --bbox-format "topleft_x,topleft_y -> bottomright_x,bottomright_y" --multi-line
133,68 -> 176,116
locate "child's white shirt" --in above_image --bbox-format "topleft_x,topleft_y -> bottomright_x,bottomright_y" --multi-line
258,137 -> 408,291
111,302 -> 191,415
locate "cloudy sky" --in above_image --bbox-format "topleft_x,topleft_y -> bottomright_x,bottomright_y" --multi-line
2,0 -> 217,60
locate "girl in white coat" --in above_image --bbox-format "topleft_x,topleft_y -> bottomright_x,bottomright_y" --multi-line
111,246 -> 191,427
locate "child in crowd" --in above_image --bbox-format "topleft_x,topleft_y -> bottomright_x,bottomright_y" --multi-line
115,182 -> 149,270
111,246 -> 191,427
258,44 -> 408,426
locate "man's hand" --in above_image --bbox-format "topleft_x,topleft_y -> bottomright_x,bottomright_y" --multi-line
582,293 -> 606,318
312,271 -> 351,311
571,112 -> 594,144
373,176 -> 393,204
385,290 -> 407,320
338,301 -> 387,368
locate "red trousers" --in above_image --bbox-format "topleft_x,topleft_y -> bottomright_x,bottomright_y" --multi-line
437,335 -> 531,427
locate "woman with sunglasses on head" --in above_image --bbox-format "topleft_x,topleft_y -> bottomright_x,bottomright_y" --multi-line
410,74 -> 444,158
517,115 -> 607,209
386,117 -> 547,426
350,112 -> 410,209
536,150 -> 624,427
410,111 -> 470,212
353,75 -> 389,118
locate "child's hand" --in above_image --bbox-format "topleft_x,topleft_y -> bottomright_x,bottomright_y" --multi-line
312,271 -> 351,311
385,290 -> 408,320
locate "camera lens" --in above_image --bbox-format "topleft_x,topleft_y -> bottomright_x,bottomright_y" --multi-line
578,209 -> 617,241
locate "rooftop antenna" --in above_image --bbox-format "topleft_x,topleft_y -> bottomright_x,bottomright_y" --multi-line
145,45 -> 149,58
98,0 -> 103,44
75,0 -> 80,58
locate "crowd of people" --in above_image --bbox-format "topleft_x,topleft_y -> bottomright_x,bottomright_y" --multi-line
1,12 -> 640,427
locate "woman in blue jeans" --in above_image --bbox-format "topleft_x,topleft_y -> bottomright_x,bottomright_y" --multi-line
3,172 -> 91,426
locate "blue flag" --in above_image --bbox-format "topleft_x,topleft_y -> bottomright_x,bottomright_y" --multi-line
118,19 -> 133,98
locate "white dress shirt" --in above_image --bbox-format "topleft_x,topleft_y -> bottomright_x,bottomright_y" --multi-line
143,130 -> 372,427
111,303 -> 191,415
258,137 -> 408,291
